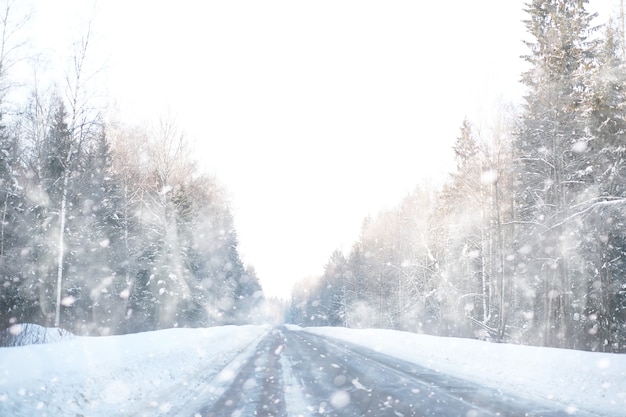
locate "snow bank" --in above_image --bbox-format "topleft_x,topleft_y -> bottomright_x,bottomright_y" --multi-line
0,325 -> 268,417
302,326 -> 626,417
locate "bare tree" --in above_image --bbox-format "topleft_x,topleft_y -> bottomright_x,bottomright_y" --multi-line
0,0 -> 29,104
0,0 -> 29,257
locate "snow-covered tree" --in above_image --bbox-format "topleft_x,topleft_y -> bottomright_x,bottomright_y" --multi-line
514,0 -> 599,348
575,20 -> 626,351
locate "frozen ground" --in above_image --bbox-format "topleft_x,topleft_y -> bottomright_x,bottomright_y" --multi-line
0,324 -> 625,416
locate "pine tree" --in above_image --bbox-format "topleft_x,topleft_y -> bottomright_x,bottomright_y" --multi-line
515,0 -> 599,348
0,112 -> 30,329
577,21 -> 626,351
438,120 -> 492,337
67,129 -> 126,334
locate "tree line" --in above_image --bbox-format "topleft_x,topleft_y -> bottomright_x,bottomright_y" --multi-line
290,0 -> 626,353
0,2 -> 262,337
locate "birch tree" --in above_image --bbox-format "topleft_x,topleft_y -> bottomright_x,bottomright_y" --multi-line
47,17 -> 102,328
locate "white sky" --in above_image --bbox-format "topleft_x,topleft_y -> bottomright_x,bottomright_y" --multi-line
24,0 -> 620,299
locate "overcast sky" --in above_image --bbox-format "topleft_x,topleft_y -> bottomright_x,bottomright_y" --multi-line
25,0 -> 620,299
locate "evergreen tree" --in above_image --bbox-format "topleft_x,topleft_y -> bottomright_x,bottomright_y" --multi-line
233,265 -> 264,323
577,21 -> 626,351
515,0 -> 599,348
435,120 -> 493,337
66,129 -> 126,335
0,113 -> 31,328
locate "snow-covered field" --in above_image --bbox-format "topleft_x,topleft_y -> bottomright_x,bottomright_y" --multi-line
302,326 -> 626,417
1,324 -> 625,416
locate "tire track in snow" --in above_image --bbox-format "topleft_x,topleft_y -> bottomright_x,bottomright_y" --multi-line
279,349 -> 316,417
188,327 -> 597,417
195,329 -> 286,417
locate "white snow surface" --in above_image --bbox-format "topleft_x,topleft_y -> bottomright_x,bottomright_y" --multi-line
1,324 -> 625,416
0,325 -> 268,417
301,326 -> 626,417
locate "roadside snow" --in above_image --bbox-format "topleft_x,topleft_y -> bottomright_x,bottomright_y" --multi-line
0,325 -> 268,417
301,326 -> 626,417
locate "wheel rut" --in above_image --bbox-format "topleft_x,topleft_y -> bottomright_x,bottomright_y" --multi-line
196,329 -> 286,417
193,328 -> 598,417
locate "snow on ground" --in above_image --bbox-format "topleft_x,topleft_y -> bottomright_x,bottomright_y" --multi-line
0,325 -> 268,417
301,326 -> 626,417
2,324 -> 625,417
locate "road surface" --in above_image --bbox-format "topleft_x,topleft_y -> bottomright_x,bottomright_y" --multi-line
194,327 -> 596,417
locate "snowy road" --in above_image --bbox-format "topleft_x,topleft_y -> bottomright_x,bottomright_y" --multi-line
2,325 -> 622,416
193,328 -> 595,417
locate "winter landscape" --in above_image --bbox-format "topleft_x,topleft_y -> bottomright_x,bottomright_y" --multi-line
3,0 -> 626,416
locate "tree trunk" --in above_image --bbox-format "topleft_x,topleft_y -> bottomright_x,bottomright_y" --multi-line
54,171 -> 70,328
0,190 -> 8,257
479,175 -> 491,324
621,0 -> 625,58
